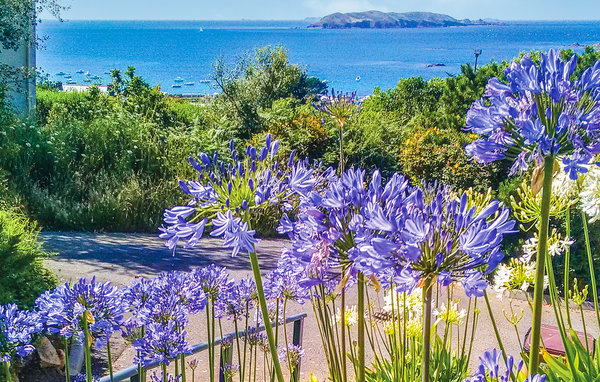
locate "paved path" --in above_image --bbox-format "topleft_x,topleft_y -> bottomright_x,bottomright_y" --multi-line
40,231 -> 600,381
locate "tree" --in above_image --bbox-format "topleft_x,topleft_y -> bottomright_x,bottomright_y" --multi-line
210,46 -> 326,140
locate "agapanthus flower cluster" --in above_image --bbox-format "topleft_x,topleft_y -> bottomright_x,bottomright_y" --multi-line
192,264 -> 233,301
160,133 -> 320,256
36,277 -> 125,347
465,49 -> 600,180
133,320 -> 191,366
0,304 -> 41,362
313,89 -> 362,127
149,371 -> 181,382
122,271 -> 209,366
278,343 -> 305,368
124,271 -> 206,332
264,265 -> 309,303
216,278 -> 256,321
280,168 -> 515,297
463,349 -> 545,382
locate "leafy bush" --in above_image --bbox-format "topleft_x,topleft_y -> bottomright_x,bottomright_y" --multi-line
398,126 -> 501,191
0,207 -> 56,308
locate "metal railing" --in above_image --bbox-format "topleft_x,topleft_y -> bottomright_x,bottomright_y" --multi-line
99,312 -> 307,382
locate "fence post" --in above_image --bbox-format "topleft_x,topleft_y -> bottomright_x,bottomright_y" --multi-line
292,315 -> 305,380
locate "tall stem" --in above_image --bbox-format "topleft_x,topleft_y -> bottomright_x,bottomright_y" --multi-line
581,210 -> 600,329
2,362 -> 11,382
207,304 -> 214,382
340,272 -> 347,382
107,340 -> 114,382
248,250 -> 285,382
528,156 -> 554,376
564,206 -> 572,327
65,338 -> 70,382
357,272 -> 366,382
82,310 -> 93,382
421,279 -> 433,382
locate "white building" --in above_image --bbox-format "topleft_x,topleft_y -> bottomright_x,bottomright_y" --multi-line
0,33 -> 36,116
62,84 -> 109,94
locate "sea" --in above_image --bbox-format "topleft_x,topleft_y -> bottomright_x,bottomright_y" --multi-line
36,20 -> 600,96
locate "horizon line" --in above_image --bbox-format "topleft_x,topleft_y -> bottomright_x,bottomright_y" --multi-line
39,18 -> 600,22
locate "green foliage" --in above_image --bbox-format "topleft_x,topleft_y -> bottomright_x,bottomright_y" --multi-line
0,207 -> 56,308
210,46 -> 325,140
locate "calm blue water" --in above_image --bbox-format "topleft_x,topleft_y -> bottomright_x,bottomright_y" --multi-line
36,20 -> 600,95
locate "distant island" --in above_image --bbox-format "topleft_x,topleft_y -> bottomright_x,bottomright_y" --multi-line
308,11 -> 503,29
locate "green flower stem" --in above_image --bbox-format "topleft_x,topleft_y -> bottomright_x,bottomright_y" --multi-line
82,310 -> 93,382
340,281 -> 347,382
65,338 -> 70,382
233,319 -> 243,382
248,249 -> 285,382
162,363 -> 168,382
421,278 -> 433,382
2,361 -> 11,382
180,354 -> 186,382
107,340 -> 114,382
581,211 -> 600,330
206,305 -> 214,382
564,206 -> 572,328
357,272 -> 366,382
528,155 -> 554,376
483,292 -> 509,362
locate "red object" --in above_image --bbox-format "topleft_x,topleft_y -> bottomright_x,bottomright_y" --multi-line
523,324 -> 595,357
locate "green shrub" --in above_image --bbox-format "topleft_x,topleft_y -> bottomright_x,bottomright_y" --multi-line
398,126 -> 501,191
0,207 -> 56,308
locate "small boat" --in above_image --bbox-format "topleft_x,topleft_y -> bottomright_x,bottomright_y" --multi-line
184,82 -> 195,86
174,78 -> 184,83
66,80 -> 76,84
199,28 -> 204,32
84,71 -> 90,76
104,71 -> 111,75
91,75 -> 101,80
84,78 -> 91,83
198,79 -> 210,83
64,75 -> 72,79
76,69 -> 84,74
56,72 -> 65,76
172,84 -> 182,88
355,76 -> 361,82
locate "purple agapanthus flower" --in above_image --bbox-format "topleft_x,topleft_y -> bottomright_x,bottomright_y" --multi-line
0,304 -> 42,362
36,277 -> 125,347
281,167 -> 515,297
133,320 -> 191,366
160,134 -> 321,256
216,278 -> 256,321
463,349 -> 546,382
465,49 -> 600,180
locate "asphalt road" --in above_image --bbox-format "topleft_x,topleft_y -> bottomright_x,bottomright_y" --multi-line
40,231 -> 600,381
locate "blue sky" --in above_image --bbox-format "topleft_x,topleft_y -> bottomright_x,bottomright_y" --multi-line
44,0 -> 600,21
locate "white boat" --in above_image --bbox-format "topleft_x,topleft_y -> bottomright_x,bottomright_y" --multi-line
356,76 -> 361,82
66,80 -> 76,84
174,77 -> 184,83
84,71 -> 90,76
104,71 -> 111,75
199,28 -> 204,32
198,79 -> 210,83
84,78 -> 91,82
184,82 -> 195,86
76,69 -> 84,74
57,72 -> 65,76
172,84 -> 182,88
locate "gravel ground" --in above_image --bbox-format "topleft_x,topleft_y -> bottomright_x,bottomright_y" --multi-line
41,231 -> 600,381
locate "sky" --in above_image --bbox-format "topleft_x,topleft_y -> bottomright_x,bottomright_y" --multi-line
43,0 -> 600,21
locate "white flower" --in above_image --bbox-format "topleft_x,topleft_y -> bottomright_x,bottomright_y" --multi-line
433,302 -> 466,326
383,287 -> 422,319
580,169 -> 600,223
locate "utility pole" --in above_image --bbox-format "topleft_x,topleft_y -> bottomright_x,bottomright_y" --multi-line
474,49 -> 482,72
